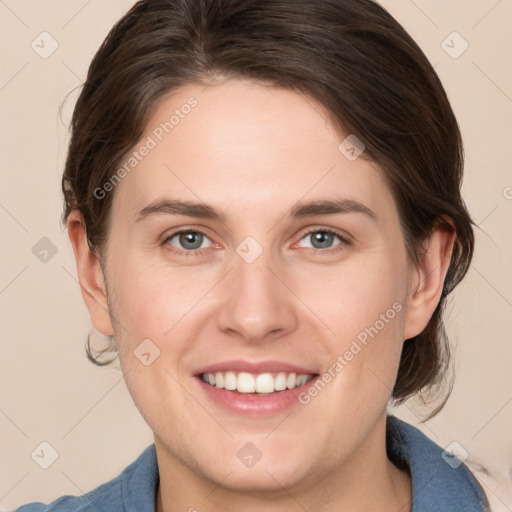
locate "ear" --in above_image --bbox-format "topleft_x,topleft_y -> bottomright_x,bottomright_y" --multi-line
403,217 -> 457,340
67,210 -> 114,336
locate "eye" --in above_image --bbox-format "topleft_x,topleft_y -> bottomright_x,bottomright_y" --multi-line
296,228 -> 348,252
163,229 -> 213,254
162,227 -> 349,256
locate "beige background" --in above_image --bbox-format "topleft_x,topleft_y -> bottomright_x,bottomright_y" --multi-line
1,0 -> 511,510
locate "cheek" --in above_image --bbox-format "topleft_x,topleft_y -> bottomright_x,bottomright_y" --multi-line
294,252 -> 408,397
107,257 -> 214,342
295,253 -> 408,341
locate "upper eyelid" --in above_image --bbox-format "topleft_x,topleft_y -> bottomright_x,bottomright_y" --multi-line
300,226 -> 346,237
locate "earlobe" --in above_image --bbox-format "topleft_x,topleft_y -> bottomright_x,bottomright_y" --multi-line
403,218 -> 456,340
67,211 -> 114,336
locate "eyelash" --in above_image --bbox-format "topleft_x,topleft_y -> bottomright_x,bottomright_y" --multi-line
162,227 -> 350,257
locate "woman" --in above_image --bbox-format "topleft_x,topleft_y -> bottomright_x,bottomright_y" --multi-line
18,0 -> 491,510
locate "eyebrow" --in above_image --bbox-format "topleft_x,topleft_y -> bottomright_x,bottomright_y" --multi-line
135,198 -> 377,223
135,199 -> 227,223
290,198 -> 376,221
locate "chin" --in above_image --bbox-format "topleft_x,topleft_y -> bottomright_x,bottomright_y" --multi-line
204,460 -> 308,494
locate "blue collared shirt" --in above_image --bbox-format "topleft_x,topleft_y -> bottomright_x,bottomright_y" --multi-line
16,416 -> 489,511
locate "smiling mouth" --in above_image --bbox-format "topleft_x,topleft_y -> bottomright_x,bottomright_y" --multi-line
199,371 -> 316,395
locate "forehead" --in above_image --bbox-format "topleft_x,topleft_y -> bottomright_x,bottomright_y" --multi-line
111,79 -> 396,224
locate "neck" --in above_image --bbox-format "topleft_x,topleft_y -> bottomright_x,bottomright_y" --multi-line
155,415 -> 412,512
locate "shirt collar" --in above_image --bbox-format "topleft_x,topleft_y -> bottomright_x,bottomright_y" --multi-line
387,415 -> 489,511
120,416 -> 489,512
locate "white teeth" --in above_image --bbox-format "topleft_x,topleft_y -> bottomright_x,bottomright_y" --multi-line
255,373 -> 274,393
275,372 -> 288,391
297,374 -> 308,386
224,371 -> 237,391
287,373 -> 296,389
214,372 -> 224,389
200,370 -> 314,394
237,372 -> 255,393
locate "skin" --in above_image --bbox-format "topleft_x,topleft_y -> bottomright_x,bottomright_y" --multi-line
68,79 -> 455,512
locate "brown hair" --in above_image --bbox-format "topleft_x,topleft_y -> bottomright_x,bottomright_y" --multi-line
62,0 -> 474,415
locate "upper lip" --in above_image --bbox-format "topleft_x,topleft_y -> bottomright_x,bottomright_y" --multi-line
194,359 -> 318,376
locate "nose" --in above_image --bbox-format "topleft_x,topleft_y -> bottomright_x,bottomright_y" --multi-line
216,251 -> 298,344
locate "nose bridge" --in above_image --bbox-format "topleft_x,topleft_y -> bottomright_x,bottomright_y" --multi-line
216,241 -> 297,342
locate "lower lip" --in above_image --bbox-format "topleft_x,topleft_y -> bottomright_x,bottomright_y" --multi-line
195,375 -> 319,416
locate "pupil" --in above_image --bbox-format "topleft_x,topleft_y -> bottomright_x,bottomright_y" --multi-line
312,231 -> 333,249
181,232 -> 202,250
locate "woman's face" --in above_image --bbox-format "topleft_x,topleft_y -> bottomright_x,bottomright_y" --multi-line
96,79 -> 417,491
